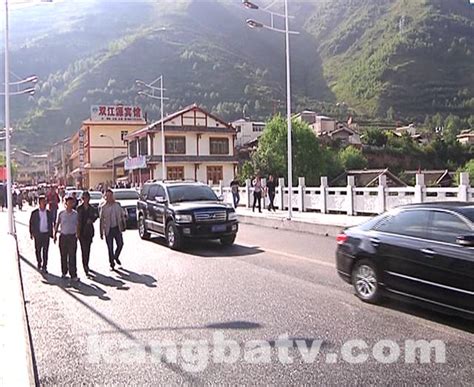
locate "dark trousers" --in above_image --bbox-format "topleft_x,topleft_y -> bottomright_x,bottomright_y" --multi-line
252,191 -> 262,212
106,227 -> 123,267
34,233 -> 50,269
50,208 -> 58,225
268,192 -> 276,211
59,234 -> 77,277
79,236 -> 93,273
232,192 -> 240,208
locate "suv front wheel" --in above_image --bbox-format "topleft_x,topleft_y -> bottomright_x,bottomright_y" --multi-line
138,215 -> 150,240
220,235 -> 236,246
166,221 -> 182,250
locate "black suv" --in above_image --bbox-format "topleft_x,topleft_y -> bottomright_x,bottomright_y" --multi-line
137,181 -> 238,249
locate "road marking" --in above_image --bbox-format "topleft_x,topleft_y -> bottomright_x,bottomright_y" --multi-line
241,244 -> 336,268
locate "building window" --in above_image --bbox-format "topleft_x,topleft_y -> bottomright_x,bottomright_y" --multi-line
207,166 -> 223,185
139,137 -> 148,156
209,138 -> 229,155
167,166 -> 185,181
165,136 -> 186,154
121,130 -> 128,142
129,140 -> 138,158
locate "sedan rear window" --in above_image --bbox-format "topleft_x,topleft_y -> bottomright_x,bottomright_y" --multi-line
458,208 -> 474,223
374,209 -> 430,239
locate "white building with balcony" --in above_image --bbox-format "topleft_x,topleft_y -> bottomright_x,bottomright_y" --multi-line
125,104 -> 238,186
232,118 -> 266,147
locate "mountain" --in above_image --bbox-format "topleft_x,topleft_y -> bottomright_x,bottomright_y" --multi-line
1,0 -> 473,151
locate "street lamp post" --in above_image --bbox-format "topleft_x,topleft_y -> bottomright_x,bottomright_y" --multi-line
3,0 -> 42,235
136,76 -> 168,181
100,134 -> 115,185
4,0 -> 13,234
243,0 -> 298,220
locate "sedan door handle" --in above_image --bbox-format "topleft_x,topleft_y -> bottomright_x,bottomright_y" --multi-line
421,248 -> 435,257
370,238 -> 380,247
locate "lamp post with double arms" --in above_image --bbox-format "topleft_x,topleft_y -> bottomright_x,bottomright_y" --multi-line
136,75 -> 169,181
242,0 -> 298,220
3,0 -> 44,235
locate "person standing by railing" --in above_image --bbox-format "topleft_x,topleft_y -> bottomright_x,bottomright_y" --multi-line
252,175 -> 262,213
266,174 -> 277,212
230,179 -> 240,208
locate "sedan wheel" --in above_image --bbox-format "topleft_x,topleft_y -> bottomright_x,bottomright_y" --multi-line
352,259 -> 381,304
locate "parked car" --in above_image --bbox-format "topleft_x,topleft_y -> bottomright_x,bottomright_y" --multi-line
336,202 -> 474,319
137,181 -> 238,250
111,188 -> 139,227
88,191 -> 103,209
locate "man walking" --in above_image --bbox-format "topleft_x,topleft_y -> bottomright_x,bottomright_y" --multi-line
230,179 -> 240,208
77,191 -> 98,277
47,185 -> 60,225
266,174 -> 277,212
54,196 -> 79,281
252,175 -> 263,213
100,189 -> 126,271
29,196 -> 54,272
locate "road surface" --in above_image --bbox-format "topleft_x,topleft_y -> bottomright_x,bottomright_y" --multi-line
11,207 -> 473,385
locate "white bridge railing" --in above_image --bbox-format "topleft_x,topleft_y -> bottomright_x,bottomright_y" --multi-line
211,172 -> 473,216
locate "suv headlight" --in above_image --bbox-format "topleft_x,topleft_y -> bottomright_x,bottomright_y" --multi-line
175,214 -> 193,223
228,211 -> 238,221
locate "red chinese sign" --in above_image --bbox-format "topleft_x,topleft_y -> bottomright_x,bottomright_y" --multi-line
91,105 -> 143,121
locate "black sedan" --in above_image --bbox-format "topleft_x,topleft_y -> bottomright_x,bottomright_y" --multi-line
336,202 -> 474,319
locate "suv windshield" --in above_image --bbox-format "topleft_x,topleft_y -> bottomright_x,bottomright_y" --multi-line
113,190 -> 139,200
168,185 -> 218,203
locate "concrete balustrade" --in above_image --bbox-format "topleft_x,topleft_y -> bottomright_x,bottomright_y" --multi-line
215,172 -> 473,216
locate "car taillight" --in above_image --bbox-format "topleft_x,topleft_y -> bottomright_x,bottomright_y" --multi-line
336,233 -> 348,245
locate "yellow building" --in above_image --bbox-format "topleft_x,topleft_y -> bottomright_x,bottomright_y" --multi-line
70,105 -> 146,189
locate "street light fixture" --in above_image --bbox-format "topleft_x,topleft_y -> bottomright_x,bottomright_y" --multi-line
243,0 -> 298,220
100,133 -> 116,185
136,75 -> 169,181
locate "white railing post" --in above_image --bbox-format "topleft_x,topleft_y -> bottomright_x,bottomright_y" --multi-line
261,178 -> 267,209
378,175 -> 387,214
278,177 -> 285,210
219,180 -> 224,196
298,177 -> 305,212
415,173 -> 425,203
347,175 -> 355,215
459,172 -> 470,202
245,179 -> 252,209
320,176 -> 328,214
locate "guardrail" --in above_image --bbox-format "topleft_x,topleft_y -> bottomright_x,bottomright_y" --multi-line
212,172 -> 473,216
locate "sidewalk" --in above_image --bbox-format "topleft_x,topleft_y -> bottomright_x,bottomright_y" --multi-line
0,211 -> 36,387
236,207 -> 373,237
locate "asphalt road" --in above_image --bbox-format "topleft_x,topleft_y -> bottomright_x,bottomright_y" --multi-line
13,207 -> 473,385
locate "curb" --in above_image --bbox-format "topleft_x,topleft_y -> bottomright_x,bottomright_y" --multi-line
237,214 -> 346,237
0,233 -> 37,387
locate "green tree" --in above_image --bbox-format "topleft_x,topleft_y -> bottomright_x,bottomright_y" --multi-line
338,146 -> 368,170
456,159 -> 474,183
363,127 -> 388,147
443,114 -> 462,140
251,115 -> 336,185
386,106 -> 395,121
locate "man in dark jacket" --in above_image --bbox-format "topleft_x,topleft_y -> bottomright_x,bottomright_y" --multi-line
77,191 -> 98,277
29,196 -> 54,272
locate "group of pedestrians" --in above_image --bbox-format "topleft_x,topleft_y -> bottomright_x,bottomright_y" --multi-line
230,175 -> 277,213
29,188 -> 127,281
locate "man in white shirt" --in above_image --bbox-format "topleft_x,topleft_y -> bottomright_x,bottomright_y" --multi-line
29,196 -> 54,272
